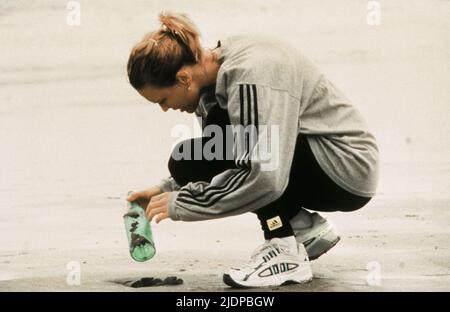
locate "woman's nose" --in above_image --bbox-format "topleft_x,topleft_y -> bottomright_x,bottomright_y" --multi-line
159,104 -> 169,112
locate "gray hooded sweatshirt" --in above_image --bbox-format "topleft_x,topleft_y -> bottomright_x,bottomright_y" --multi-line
158,35 -> 379,221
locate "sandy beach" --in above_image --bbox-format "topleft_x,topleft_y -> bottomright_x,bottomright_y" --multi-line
0,0 -> 449,291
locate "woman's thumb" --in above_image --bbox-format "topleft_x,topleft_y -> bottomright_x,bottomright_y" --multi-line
126,191 -> 139,202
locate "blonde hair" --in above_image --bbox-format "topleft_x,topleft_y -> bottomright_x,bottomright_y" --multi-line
127,12 -> 203,89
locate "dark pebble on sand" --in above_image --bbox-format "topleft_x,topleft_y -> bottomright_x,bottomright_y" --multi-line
128,276 -> 183,288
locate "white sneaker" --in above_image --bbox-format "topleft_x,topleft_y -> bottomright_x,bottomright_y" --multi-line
223,237 -> 313,288
290,211 -> 341,260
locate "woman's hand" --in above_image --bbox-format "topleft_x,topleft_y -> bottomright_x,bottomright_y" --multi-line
145,192 -> 171,223
126,186 -> 162,211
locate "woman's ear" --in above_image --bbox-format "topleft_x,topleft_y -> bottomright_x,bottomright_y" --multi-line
176,70 -> 192,87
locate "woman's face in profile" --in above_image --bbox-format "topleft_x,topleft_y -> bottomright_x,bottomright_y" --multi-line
138,80 -> 201,114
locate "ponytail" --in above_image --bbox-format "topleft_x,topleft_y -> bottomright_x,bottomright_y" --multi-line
127,12 -> 203,89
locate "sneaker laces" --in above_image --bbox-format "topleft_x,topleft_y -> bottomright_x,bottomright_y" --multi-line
240,241 -> 291,269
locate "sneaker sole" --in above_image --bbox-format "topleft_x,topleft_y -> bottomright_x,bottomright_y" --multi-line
223,268 -> 313,289
303,226 -> 341,261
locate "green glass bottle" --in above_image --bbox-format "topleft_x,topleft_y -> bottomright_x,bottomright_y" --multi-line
123,193 -> 156,262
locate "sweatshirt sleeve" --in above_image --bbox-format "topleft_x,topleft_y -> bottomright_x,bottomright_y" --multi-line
157,176 -> 181,192
167,83 -> 302,221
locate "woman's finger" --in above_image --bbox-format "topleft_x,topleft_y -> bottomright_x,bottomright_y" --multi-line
155,212 -> 169,224
147,197 -> 169,210
146,201 -> 163,215
127,187 -> 162,202
146,206 -> 165,221
127,191 -> 142,202
150,192 -> 169,202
